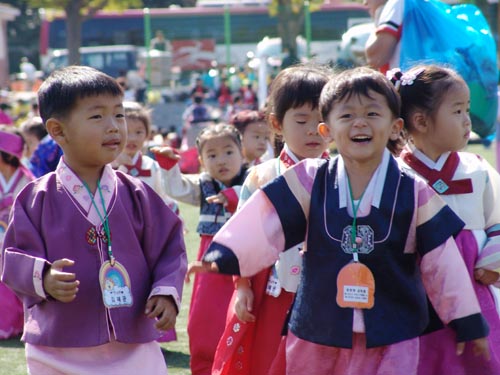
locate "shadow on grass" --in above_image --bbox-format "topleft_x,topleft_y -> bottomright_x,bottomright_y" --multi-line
0,335 -> 23,348
161,347 -> 190,369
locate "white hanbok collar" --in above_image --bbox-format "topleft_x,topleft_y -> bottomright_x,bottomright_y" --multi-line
337,149 -> 391,212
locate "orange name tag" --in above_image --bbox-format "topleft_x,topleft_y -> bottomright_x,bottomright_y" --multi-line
336,262 -> 375,309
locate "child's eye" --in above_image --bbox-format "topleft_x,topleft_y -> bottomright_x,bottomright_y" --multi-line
116,113 -> 125,118
90,114 -> 102,120
339,113 -> 351,119
367,112 -> 379,117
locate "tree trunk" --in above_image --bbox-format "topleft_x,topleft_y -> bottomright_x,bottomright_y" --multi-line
277,1 -> 304,58
65,0 -> 83,65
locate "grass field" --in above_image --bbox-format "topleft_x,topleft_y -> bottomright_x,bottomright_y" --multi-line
0,143 -> 496,375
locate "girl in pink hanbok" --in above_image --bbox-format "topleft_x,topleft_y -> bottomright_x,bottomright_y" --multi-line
0,126 -> 34,339
392,64 -> 500,375
211,64 -> 331,375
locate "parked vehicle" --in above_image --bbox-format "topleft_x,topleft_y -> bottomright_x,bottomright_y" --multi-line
43,45 -> 139,78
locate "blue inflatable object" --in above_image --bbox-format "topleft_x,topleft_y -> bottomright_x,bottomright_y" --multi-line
400,0 -> 498,138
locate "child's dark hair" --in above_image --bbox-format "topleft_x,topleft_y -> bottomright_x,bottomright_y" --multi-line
196,123 -> 242,154
20,116 -> 47,141
230,109 -> 266,134
123,101 -> 152,135
267,63 -> 332,124
0,125 -> 24,168
395,65 -> 465,134
320,67 -> 404,155
38,66 -> 123,126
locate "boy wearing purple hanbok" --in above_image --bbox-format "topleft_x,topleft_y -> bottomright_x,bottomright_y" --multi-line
1,66 -> 187,375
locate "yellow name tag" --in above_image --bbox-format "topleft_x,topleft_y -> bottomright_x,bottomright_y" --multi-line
336,262 -> 375,309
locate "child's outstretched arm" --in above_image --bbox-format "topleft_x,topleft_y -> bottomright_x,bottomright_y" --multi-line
145,295 -> 178,331
43,258 -> 80,303
185,260 -> 219,282
151,146 -> 202,206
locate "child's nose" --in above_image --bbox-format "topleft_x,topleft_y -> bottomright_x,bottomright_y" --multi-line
307,125 -> 319,135
107,118 -> 120,132
352,117 -> 367,127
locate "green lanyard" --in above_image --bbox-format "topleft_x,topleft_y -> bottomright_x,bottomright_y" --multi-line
83,179 -> 114,266
347,178 -> 366,263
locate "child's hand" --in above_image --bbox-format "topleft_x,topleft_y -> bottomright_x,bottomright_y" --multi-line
150,146 -> 180,161
43,258 -> 79,303
474,268 -> 500,285
206,193 -> 228,207
145,295 -> 177,332
185,261 -> 219,283
456,337 -> 490,360
234,281 -> 256,323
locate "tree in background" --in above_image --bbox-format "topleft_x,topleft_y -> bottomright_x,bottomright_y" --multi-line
26,0 -> 141,66
269,0 -> 322,61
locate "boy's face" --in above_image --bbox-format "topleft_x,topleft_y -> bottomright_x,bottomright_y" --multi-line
241,121 -> 270,163
199,135 -> 243,186
124,118 -> 148,158
319,90 -> 402,167
272,103 -> 328,160
51,94 -> 126,172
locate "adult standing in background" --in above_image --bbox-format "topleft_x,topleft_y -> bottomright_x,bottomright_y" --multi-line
19,57 -> 37,91
364,0 -> 402,73
151,30 -> 172,52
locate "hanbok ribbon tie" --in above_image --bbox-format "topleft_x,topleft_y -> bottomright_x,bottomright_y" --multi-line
401,150 -> 472,195
123,154 -> 151,177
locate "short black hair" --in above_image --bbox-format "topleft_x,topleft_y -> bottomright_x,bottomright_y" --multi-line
38,66 -> 123,126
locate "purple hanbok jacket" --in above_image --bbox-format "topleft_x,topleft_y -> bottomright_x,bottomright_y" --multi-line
1,168 -> 187,348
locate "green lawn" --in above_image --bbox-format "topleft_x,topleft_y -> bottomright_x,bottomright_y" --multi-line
0,143 -> 496,374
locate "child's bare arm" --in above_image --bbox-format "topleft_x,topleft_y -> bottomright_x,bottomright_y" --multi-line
145,295 -> 177,331
43,258 -> 79,303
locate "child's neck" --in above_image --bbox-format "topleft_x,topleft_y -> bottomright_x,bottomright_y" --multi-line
344,159 -> 380,199
67,162 -> 104,194
0,163 -> 17,182
412,140 -> 443,162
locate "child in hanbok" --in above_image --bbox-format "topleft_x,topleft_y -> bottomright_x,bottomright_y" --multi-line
0,126 -> 34,339
113,101 -> 179,215
152,123 -> 247,375
391,64 -> 500,375
190,67 -> 490,375
1,66 -> 187,374
112,101 -> 180,343
211,64 -> 331,375
230,109 -> 271,167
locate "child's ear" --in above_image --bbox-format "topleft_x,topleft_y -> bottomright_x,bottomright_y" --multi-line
410,112 -> 428,133
318,122 -> 333,142
389,118 -> 404,141
46,118 -> 66,144
198,155 -> 204,169
269,113 -> 282,134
